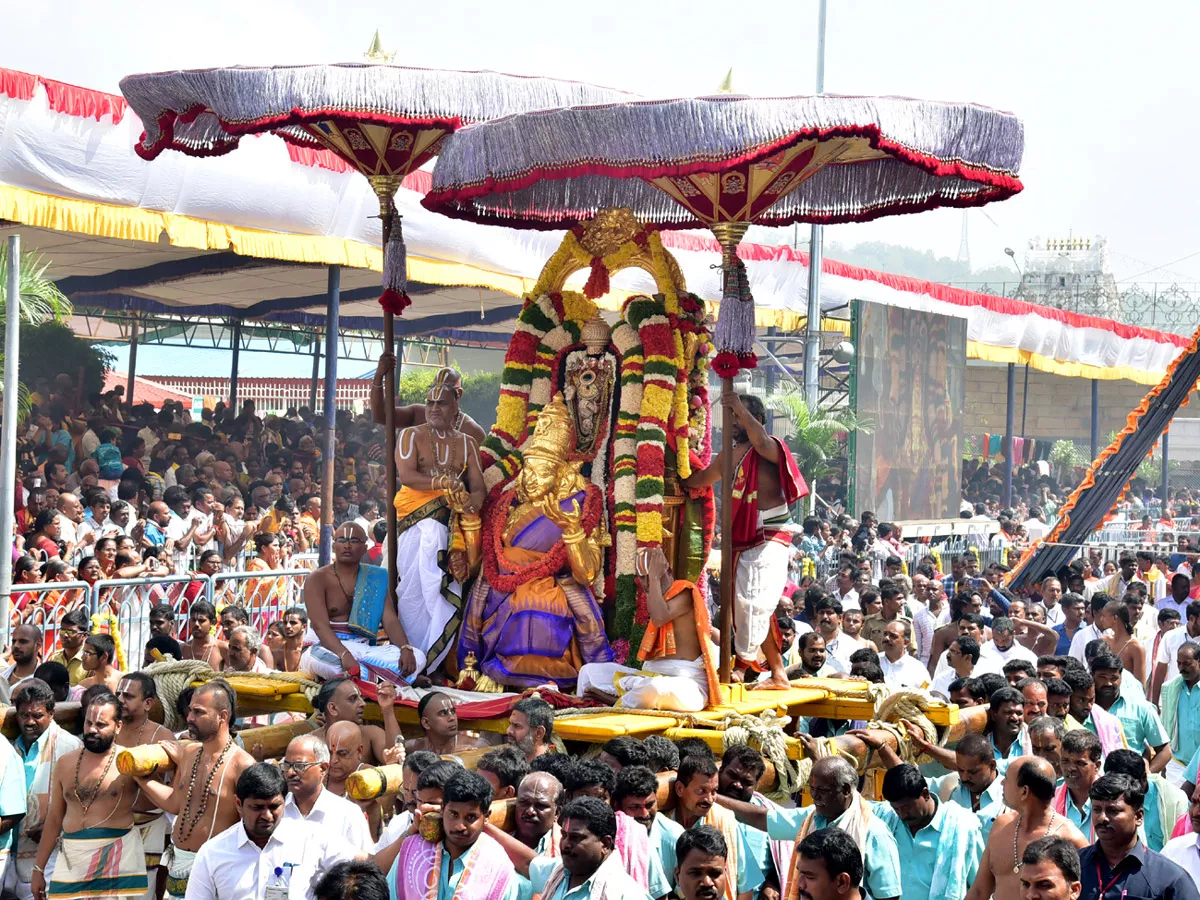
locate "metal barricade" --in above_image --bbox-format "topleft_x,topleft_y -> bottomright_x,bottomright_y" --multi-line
5,581 -> 92,659
287,552 -> 320,571
210,569 -> 310,632
95,575 -> 204,671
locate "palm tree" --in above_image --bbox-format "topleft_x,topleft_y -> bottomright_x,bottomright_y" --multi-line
767,391 -> 870,501
0,248 -> 71,419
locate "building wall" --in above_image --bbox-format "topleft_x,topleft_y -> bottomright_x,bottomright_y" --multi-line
964,363 -> 1200,444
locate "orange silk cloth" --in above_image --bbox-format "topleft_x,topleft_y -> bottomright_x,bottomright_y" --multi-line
636,579 -> 722,709
393,486 -> 445,520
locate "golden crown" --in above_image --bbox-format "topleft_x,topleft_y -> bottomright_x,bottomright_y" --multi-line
523,392 -> 572,462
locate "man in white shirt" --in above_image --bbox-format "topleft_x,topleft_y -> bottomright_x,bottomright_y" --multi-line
879,621 -> 930,689
1086,552 -> 1141,601
185,485 -> 218,554
914,580 -> 950,665
829,565 -> 859,611
1161,788 -> 1200,889
813,597 -> 859,671
1039,576 -> 1066,627
280,735 -> 373,852
931,635 -> 983,699
1069,593 -> 1112,663
186,762 -> 363,900
1023,507 -> 1049,543
1152,600 -> 1200,704
980,617 -> 1040,668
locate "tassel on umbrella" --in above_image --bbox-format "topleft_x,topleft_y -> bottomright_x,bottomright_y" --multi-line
379,219 -> 411,316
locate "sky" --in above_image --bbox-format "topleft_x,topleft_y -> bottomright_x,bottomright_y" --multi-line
5,0 -> 1198,284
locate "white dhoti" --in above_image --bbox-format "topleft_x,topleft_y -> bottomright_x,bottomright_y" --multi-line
134,812 -> 168,869
300,631 -> 428,685
395,519 -> 460,673
733,537 -> 791,661
577,657 -> 709,712
163,845 -> 195,900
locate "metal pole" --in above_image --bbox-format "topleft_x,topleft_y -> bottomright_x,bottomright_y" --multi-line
0,235 -> 20,642
229,318 -> 243,413
803,0 -> 828,412
1161,431 -> 1170,508
1090,379 -> 1100,460
1020,362 -> 1029,437
319,265 -> 340,565
126,314 -> 139,409
309,330 -> 321,413
1004,362 -> 1015,508
719,374 -> 734,684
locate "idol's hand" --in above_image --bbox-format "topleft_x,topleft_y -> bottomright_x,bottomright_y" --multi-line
543,496 -> 583,533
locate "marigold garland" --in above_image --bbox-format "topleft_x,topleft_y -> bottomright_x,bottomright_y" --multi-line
480,482 -> 604,594
90,610 -> 127,671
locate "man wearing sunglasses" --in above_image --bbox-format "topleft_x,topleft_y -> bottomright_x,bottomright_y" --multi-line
280,735 -> 372,853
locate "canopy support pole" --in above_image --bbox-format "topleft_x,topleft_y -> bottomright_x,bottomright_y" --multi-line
1091,379 -> 1100,460
319,265 -> 340,565
309,330 -> 321,413
126,313 -> 139,408
229,317 -> 243,412
803,0 -> 827,416
1162,431 -> 1170,508
1004,362 -> 1015,508
1020,362 -> 1029,437
0,235 -> 19,649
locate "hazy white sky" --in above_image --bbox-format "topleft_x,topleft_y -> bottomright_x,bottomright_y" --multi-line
4,0 -> 1199,282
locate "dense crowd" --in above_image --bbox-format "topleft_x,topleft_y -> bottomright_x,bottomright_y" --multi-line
10,376 -> 393,586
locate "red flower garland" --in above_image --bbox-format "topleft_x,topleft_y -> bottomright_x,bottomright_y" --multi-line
481,482 -> 605,594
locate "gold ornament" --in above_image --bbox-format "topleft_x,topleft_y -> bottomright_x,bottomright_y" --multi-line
522,392 -> 572,463
581,315 -> 612,356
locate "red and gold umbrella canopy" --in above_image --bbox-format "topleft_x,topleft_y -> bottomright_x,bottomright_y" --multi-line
119,62 -> 635,599
425,92 -> 1025,679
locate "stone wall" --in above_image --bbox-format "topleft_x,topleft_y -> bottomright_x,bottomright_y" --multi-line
964,363 -> 1200,444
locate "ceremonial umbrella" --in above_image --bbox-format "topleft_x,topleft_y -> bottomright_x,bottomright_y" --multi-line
424,93 -> 1025,681
119,63 -> 634,601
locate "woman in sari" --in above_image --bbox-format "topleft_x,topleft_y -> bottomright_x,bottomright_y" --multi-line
12,557 -> 43,612
93,536 -> 119,579
24,511 -> 61,560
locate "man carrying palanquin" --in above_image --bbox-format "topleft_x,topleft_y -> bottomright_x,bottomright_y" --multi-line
684,389 -> 807,689
458,393 -> 613,690
299,522 -> 422,683
31,692 -> 147,900
393,368 -> 487,677
577,546 -> 720,712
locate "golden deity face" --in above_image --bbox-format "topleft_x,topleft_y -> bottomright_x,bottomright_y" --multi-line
518,456 -> 558,502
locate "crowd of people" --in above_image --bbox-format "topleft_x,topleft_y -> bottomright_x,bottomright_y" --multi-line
10,375 -> 396,591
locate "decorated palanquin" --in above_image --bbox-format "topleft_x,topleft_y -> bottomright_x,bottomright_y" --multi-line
458,209 -> 716,691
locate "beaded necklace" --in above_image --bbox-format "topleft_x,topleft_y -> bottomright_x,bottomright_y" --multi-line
178,737 -> 235,843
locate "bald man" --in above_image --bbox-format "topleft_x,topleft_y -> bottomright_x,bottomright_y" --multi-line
370,358 -> 486,442
966,756 -> 1088,900
324,720 -> 382,839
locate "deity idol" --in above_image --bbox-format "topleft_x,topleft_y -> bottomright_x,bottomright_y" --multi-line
458,393 -> 613,689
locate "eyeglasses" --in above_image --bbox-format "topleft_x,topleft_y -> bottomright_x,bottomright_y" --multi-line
334,537 -> 365,545
279,761 -> 322,773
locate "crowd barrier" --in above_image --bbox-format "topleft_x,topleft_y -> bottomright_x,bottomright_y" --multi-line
1,569 -> 312,669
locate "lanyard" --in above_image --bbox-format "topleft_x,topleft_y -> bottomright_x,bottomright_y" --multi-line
1095,857 -> 1128,898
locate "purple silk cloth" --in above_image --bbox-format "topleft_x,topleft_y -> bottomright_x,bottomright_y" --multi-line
458,491 -> 613,689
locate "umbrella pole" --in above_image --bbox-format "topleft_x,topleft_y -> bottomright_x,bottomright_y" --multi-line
370,177 -> 403,607
719,375 -> 734,684
711,222 -> 750,686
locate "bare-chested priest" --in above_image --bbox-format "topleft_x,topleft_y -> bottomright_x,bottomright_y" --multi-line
370,358 -> 486,443
115,673 -> 173,892
576,546 -> 720,712
310,676 -> 400,767
965,755 -> 1088,900
31,692 -> 147,900
393,370 -> 486,677
300,522 -> 423,683
131,681 -> 253,900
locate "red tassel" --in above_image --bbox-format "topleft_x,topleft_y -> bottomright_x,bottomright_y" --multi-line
379,288 -> 411,316
583,257 -> 610,299
739,352 -> 758,370
712,351 -> 741,379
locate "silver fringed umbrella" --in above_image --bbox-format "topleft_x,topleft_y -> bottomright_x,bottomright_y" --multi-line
119,62 -> 634,598
424,92 -> 1025,681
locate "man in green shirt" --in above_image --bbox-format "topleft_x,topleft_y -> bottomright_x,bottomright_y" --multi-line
527,798 -> 651,900
1090,653 -> 1172,773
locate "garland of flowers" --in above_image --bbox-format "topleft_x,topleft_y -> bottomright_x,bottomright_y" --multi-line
479,482 -> 605,594
610,317 -> 643,647
90,610 -> 127,671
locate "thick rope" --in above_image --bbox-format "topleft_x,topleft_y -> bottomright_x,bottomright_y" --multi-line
143,659 -> 218,730
551,705 -> 704,727
718,710 -> 800,803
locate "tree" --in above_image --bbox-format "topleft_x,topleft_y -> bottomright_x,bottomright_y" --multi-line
18,321 -> 113,402
0,249 -> 71,419
767,391 -> 870,490
396,367 -> 502,432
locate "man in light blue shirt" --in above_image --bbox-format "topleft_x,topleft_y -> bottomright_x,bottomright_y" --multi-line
612,766 -> 683,895
920,733 -> 1007,840
1090,653 -> 1172,773
1059,729 -> 1102,840
878,763 -> 984,900
714,755 -> 901,900
525,798 -> 650,900
1161,641 -> 1200,771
